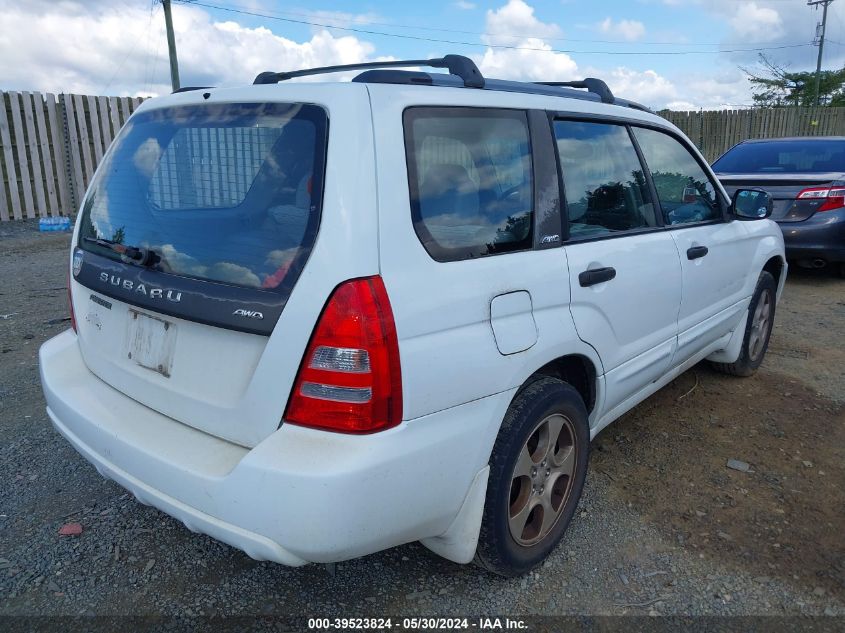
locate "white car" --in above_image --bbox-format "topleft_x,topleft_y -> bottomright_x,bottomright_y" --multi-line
39,56 -> 785,577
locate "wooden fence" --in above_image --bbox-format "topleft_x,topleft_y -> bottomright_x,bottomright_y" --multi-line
3,94 -> 845,221
0,91 -> 143,221
659,107 -> 845,162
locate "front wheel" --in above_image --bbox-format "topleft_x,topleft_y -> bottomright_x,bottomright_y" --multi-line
474,377 -> 589,577
711,271 -> 776,377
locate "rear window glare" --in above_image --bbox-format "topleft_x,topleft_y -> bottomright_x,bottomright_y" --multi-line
78,102 -> 328,291
404,107 -> 534,262
713,140 -> 845,174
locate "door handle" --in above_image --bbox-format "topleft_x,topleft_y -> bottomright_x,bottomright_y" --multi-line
687,245 -> 709,260
579,266 -> 616,287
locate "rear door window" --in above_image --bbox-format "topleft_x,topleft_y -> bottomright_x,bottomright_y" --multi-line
404,108 -> 533,261
553,120 -> 656,238
78,102 -> 327,291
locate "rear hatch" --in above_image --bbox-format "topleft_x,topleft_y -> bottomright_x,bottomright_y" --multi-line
716,173 -> 843,222
70,98 -> 331,447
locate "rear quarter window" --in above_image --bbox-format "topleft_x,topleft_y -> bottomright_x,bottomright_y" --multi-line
404,107 -> 534,262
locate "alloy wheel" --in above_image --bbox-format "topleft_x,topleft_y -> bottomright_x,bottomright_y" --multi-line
748,288 -> 773,362
507,413 -> 578,546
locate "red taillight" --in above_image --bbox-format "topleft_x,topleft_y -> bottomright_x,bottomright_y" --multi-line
67,270 -> 77,333
285,276 -> 402,433
797,186 -> 845,212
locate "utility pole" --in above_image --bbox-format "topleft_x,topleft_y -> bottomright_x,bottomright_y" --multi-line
809,0 -> 835,106
162,0 -> 181,92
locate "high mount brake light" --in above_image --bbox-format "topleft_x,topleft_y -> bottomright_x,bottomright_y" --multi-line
285,276 -> 402,434
797,186 -> 845,212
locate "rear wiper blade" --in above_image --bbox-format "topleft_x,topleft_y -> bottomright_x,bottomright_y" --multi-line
83,237 -> 160,267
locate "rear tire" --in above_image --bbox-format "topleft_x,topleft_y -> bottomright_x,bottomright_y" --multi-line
838,262 -> 845,279
474,377 -> 589,577
711,271 -> 776,377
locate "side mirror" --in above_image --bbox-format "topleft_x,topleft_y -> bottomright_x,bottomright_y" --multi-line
732,188 -> 773,220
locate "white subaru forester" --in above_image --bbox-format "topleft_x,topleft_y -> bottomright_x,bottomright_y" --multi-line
39,55 -> 785,576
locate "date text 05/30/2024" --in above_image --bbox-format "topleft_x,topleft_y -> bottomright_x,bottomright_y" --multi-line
308,617 -> 528,630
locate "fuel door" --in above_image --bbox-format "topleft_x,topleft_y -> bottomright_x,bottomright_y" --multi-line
490,291 -> 538,355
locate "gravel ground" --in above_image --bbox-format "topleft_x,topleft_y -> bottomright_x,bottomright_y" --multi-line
0,220 -> 843,619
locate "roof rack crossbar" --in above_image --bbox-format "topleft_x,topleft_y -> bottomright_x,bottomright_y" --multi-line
253,55 -> 485,88
534,78 -> 615,104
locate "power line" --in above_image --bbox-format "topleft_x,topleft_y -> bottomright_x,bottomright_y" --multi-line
148,10 -> 165,94
174,0 -> 813,56
102,2 -> 154,93
142,0 -> 157,94
177,0 -> 778,47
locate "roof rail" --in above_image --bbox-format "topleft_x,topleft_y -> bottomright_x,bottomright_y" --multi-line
534,78 -> 615,104
253,55 -> 485,88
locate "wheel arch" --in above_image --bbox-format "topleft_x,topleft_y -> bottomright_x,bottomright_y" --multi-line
763,254 -> 785,287
521,354 -> 598,414
762,254 -> 787,301
743,224 -> 787,301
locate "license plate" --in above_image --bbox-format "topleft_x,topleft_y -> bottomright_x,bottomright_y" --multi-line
126,310 -> 176,377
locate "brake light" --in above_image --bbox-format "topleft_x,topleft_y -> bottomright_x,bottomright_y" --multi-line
67,270 -> 77,333
797,186 -> 845,212
285,276 -> 402,433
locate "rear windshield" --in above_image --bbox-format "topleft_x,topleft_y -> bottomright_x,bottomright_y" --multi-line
713,140 -> 845,174
78,102 -> 328,290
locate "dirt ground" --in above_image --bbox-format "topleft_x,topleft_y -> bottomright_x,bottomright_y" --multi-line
594,299 -> 845,595
0,220 -> 843,619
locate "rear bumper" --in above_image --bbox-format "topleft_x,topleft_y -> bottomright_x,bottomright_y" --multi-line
778,208 -> 845,263
40,330 -> 504,565
48,408 -> 305,565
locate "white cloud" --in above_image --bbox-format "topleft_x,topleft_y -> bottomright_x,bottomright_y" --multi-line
132,138 -> 162,178
665,100 -> 697,111
641,0 -> 844,70
484,0 -> 561,45
455,1 -> 477,9
478,42 -> 578,82
712,0 -> 844,70
728,1 -> 783,42
473,1 -> 778,109
603,68 -> 676,105
675,71 -> 753,109
476,2 -> 683,108
598,17 -> 646,42
476,0 -> 576,82
0,0 -> 376,96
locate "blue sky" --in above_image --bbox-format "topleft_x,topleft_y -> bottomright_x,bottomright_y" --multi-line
2,0 -> 845,109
